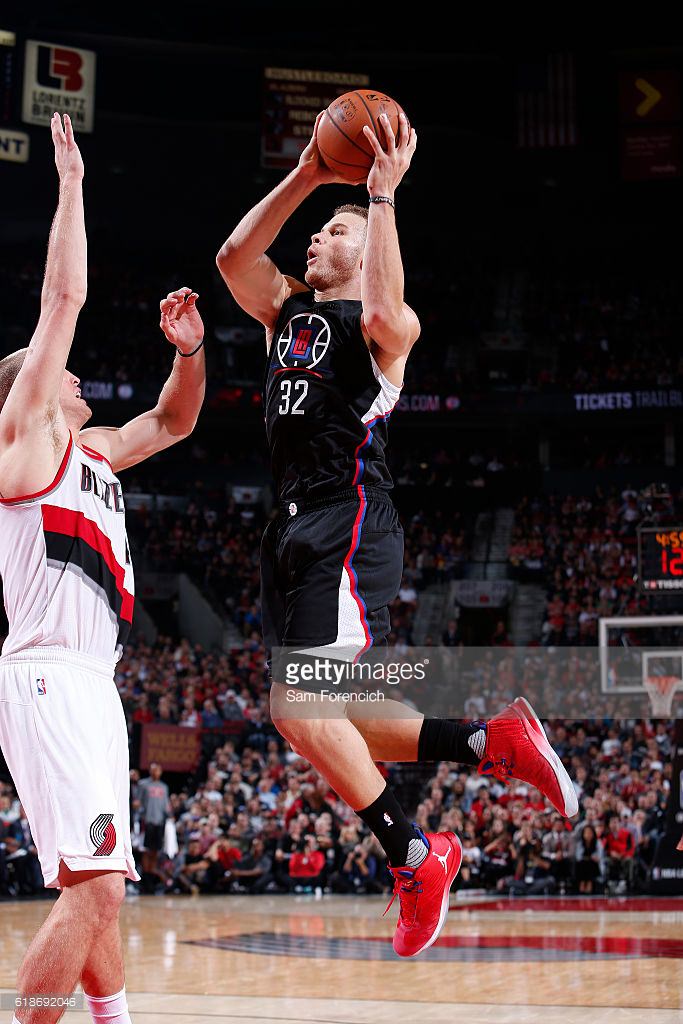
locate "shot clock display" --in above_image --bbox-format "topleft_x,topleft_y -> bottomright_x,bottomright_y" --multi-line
638,527 -> 683,591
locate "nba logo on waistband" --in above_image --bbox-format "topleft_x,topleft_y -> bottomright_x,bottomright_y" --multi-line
36,678 -> 46,695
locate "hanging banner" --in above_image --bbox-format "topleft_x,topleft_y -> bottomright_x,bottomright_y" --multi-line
262,67 -> 369,169
0,127 -> 29,162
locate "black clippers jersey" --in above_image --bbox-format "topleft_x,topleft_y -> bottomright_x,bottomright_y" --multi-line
263,292 -> 401,501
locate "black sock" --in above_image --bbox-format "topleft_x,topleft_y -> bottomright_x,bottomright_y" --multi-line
357,784 -> 423,866
418,717 -> 486,767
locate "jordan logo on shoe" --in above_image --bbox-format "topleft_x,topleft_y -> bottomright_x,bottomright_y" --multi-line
433,847 -> 451,874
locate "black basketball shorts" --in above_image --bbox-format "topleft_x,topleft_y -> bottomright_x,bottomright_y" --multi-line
143,822 -> 165,852
261,485 -> 404,683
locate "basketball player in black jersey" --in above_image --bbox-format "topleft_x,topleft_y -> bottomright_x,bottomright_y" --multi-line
217,110 -> 577,956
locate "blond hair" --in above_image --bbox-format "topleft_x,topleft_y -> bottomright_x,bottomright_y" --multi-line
0,349 -> 28,413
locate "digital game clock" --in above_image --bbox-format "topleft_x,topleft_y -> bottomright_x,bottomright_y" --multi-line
638,527 -> 683,592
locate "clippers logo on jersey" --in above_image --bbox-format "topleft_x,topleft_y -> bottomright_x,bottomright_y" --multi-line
277,313 -> 331,369
90,812 -> 116,856
36,45 -> 84,92
36,677 -> 46,696
291,329 -> 312,360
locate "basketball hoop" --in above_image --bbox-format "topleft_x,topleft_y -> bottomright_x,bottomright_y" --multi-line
644,675 -> 682,718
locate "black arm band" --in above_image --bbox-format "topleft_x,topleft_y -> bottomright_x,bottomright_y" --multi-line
176,339 -> 204,358
369,195 -> 396,209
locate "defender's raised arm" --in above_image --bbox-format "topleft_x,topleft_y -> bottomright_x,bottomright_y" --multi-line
0,113 -> 86,498
1,113 -> 86,433
79,288 -> 206,473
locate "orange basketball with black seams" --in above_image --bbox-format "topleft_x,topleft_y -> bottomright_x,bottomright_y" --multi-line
317,89 -> 409,184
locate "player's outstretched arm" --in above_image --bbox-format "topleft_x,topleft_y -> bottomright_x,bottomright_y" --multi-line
0,113 -> 85,444
216,112 -> 345,332
360,112 -> 420,356
6,113 -> 86,412
79,288 -> 205,473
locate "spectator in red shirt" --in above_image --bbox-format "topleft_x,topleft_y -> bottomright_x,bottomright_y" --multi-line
603,814 -> 636,892
132,693 -> 154,724
205,836 -> 242,892
288,835 -> 326,892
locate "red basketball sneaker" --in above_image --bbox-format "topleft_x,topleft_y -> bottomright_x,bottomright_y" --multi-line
479,696 -> 578,818
386,828 -> 462,958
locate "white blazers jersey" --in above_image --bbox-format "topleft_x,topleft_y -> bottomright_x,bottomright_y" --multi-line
0,433 -> 134,663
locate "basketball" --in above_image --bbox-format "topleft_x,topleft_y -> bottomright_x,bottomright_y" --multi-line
317,90 -> 409,184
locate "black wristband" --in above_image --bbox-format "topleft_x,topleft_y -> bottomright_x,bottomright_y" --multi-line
176,339 -> 204,358
369,195 -> 395,209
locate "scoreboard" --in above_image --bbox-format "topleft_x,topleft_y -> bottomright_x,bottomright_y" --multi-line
638,527 -> 683,592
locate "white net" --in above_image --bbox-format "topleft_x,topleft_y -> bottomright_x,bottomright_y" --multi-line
644,676 -> 682,717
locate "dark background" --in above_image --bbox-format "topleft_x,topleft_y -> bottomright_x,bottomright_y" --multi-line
1,13 -> 683,492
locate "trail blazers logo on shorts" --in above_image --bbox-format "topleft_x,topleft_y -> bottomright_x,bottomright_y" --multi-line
90,813 -> 116,856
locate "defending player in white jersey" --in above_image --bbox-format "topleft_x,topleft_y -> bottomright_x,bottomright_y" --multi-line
0,114 -> 205,1024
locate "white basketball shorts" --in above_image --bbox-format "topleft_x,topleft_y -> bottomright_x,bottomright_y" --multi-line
0,647 -> 139,888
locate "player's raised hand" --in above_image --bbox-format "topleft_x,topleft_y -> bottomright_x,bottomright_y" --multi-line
363,111 -> 417,200
159,288 -> 204,353
51,112 -> 84,182
297,111 -> 357,186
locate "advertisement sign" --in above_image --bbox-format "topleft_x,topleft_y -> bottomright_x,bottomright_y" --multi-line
0,127 -> 29,162
139,724 -> 201,772
619,70 -> 681,181
22,39 -> 96,132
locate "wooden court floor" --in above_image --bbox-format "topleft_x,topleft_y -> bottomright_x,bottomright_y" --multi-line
2,893 -> 683,1023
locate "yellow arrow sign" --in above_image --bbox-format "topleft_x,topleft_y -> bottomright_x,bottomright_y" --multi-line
635,77 -> 662,117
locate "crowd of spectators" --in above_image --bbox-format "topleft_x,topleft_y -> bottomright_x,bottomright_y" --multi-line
129,498 -> 473,645
2,258 -> 681,897
2,662 -> 671,898
508,486 -> 683,645
0,786 -> 44,897
3,256 -> 682,397
2,459 -> 680,900
2,469 -> 680,899
389,445 -> 537,489
521,270 -> 683,393
0,258 -> 225,389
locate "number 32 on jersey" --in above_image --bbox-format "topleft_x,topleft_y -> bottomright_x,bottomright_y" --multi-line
278,378 -> 308,415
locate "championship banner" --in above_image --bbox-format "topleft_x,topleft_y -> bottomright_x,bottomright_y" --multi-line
140,724 -> 201,772
22,39 -> 96,132
262,67 -> 369,169
650,720 -> 683,893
